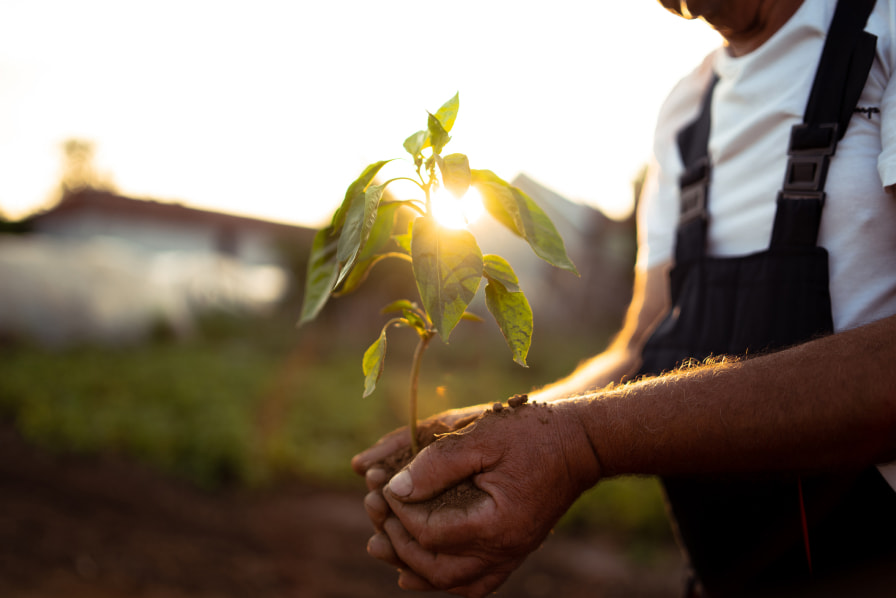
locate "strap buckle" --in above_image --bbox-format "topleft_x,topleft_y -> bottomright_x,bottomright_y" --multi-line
783,123 -> 838,193
679,157 -> 710,223
777,189 -> 827,206
783,154 -> 830,194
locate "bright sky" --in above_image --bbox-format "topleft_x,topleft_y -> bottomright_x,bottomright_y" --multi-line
0,1 -> 720,227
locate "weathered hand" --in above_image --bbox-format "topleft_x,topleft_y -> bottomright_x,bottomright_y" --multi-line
381,399 -> 600,597
351,404 -> 488,572
351,404 -> 486,482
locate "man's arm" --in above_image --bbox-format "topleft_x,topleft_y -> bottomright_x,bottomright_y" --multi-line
579,311 -> 896,478
381,311 -> 896,597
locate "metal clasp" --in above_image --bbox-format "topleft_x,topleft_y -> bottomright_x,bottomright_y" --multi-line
783,123 -> 838,193
679,157 -> 710,224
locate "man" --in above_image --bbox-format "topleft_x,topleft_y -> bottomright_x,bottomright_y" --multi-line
353,1 -> 896,596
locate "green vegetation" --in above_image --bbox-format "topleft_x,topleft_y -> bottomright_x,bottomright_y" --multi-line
0,308 -> 671,543
0,309 -> 559,488
559,477 -> 674,548
0,311 -> 377,489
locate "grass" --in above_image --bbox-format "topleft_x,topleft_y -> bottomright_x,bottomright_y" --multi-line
1,338 -> 267,485
0,307 -> 673,544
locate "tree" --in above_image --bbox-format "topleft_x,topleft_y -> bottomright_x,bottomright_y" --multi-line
59,139 -> 116,194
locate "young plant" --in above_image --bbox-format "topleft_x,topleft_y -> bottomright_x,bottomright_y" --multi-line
299,93 -> 577,455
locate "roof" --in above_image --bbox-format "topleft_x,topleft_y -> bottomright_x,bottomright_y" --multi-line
31,188 -> 312,238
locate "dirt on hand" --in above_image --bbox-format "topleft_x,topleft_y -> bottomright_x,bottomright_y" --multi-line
376,393 -> 556,513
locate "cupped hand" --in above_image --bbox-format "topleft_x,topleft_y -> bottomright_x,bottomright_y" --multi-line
351,403 -> 489,572
381,399 -> 601,597
350,403 -> 487,482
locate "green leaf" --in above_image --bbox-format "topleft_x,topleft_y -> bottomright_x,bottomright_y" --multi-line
485,278 -> 533,367
381,299 -> 417,315
298,226 -> 340,325
335,182 -> 388,287
332,160 -> 390,230
403,130 -> 427,157
402,309 -> 429,335
361,183 -> 388,245
362,328 -> 388,398
335,191 -> 365,265
411,215 -> 483,341
358,201 -> 404,262
334,254 -> 387,296
510,184 -> 579,275
471,169 -> 523,236
434,92 -> 460,133
482,254 -> 521,293
393,232 -> 412,254
427,112 -> 451,155
471,169 -> 578,276
482,254 -> 531,364
460,311 -> 484,322
393,218 -> 413,253
438,153 -> 471,198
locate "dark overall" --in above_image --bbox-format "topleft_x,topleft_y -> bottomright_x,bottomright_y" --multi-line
638,1 -> 896,595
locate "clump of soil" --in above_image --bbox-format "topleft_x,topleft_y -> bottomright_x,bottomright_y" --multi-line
376,414 -> 486,511
507,393 -> 528,408
375,393 -> 548,511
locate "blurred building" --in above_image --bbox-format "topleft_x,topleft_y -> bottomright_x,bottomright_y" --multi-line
30,188 -> 309,266
0,189 -> 314,346
1,181 -> 635,347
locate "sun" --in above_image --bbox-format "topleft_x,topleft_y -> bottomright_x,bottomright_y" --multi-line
431,186 -> 485,229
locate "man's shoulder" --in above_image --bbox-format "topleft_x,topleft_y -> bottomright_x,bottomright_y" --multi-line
653,52 -> 718,147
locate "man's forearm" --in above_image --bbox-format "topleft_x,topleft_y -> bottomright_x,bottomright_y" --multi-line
574,314 -> 896,480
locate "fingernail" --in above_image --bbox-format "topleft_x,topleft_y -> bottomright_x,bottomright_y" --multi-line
388,469 -> 413,497
367,533 -> 386,556
366,467 -> 387,486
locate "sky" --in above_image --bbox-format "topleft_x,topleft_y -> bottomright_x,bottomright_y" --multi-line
0,1 -> 720,227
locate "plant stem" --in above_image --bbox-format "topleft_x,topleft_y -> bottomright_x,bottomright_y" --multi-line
423,156 -> 436,215
408,332 -> 432,456
424,180 -> 432,215
389,176 -> 425,192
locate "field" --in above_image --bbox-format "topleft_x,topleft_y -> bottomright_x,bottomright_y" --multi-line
0,308 -> 685,596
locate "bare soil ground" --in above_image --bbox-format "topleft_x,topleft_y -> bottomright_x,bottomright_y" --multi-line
0,421 -> 685,597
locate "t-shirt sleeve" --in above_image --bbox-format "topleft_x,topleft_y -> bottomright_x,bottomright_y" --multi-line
635,154 -> 677,270
877,11 -> 896,187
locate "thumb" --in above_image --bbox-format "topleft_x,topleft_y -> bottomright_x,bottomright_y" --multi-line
386,437 -> 482,503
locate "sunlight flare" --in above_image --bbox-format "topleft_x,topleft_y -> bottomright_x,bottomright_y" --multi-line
431,186 -> 484,229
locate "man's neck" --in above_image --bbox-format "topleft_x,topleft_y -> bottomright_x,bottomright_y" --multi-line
699,0 -> 805,57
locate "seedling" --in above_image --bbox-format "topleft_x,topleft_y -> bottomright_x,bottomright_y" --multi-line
299,93 -> 577,455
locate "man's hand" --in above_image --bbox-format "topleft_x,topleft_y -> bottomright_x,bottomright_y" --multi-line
351,404 -> 489,572
351,404 -> 486,481
380,399 -> 601,597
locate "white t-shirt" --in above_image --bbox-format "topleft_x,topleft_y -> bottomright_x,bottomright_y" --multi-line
636,0 -> 896,489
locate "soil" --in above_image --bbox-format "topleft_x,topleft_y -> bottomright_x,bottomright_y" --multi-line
0,420 -> 686,598
387,395 -> 550,513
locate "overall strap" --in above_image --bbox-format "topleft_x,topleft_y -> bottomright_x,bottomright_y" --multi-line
770,0 -> 878,248
674,74 -> 718,265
